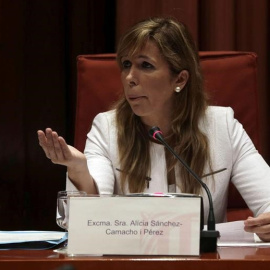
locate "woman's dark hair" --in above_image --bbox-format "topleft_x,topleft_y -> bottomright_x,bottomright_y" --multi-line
114,17 -> 210,194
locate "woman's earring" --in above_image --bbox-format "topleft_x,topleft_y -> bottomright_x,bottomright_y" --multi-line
175,86 -> 181,93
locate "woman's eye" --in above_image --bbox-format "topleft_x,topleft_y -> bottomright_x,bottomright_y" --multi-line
122,60 -> 131,69
141,61 -> 154,69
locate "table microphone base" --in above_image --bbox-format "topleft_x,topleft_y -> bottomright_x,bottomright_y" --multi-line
200,230 -> 220,253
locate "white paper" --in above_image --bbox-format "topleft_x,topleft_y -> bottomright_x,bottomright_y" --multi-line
213,220 -> 270,247
0,231 -> 66,244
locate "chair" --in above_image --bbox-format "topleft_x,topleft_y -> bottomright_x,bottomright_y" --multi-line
75,52 -> 259,221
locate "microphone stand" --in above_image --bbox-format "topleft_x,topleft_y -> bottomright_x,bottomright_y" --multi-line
149,127 -> 220,252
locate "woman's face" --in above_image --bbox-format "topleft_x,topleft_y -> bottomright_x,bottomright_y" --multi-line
120,41 -> 179,125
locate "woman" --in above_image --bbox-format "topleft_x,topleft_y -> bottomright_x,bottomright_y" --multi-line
38,17 -> 270,240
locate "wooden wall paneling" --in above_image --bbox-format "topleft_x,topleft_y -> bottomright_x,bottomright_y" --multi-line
235,0 -> 270,164
22,0 -> 68,230
199,0 -> 236,49
65,0 -> 116,144
0,0 -> 67,230
0,0 -> 115,230
0,0 -> 26,229
116,0 -> 200,43
199,0 -> 270,164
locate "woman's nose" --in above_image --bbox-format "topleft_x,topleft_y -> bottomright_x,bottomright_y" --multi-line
126,67 -> 138,86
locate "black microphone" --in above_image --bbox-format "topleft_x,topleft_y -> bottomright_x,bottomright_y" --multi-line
149,126 -> 220,252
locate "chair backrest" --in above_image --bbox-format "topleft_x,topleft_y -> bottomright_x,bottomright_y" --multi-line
75,52 -> 259,221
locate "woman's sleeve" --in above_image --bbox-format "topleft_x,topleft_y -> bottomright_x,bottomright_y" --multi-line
66,112 -> 116,194
84,113 -> 115,194
227,107 -> 270,216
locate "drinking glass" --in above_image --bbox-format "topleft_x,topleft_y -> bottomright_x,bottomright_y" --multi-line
55,190 -> 87,253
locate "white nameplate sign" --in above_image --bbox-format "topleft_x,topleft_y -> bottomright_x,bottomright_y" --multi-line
68,195 -> 201,256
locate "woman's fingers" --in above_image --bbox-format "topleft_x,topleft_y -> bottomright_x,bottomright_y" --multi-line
244,213 -> 270,242
58,136 -> 72,160
37,130 -> 51,158
257,232 -> 270,242
37,128 -> 85,169
38,128 -> 70,165
51,131 -> 65,162
45,128 -> 58,160
244,213 -> 270,228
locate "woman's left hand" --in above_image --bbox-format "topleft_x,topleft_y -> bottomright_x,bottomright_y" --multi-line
244,212 -> 270,242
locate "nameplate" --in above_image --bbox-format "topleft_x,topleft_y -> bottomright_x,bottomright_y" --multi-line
68,195 -> 201,256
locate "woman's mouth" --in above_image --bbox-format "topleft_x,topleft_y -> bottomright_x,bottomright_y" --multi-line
128,95 -> 146,101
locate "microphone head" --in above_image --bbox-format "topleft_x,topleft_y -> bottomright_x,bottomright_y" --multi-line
149,126 -> 164,141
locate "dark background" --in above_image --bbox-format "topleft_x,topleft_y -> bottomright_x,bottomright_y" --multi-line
0,0 -> 269,231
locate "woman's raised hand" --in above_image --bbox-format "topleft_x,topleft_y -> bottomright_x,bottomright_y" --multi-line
37,128 -> 97,194
37,128 -> 86,168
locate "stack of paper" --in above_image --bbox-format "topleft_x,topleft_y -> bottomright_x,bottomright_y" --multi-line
0,231 -> 67,250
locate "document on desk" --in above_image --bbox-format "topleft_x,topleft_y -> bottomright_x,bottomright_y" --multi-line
0,231 -> 67,249
216,220 -> 270,247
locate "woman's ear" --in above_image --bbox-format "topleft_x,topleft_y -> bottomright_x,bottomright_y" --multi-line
175,70 -> 189,90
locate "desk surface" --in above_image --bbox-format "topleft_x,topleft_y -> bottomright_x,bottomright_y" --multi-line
0,247 -> 270,270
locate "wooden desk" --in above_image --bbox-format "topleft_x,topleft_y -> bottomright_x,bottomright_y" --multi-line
0,247 -> 270,270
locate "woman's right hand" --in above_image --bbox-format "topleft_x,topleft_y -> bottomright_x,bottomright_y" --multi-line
37,128 -> 97,194
37,128 -> 86,169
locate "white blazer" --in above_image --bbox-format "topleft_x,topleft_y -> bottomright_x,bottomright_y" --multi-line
67,106 -> 270,223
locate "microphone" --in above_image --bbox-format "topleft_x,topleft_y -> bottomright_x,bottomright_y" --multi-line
149,126 -> 220,252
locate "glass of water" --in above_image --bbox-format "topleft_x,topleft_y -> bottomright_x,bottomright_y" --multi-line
55,190 -> 87,253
